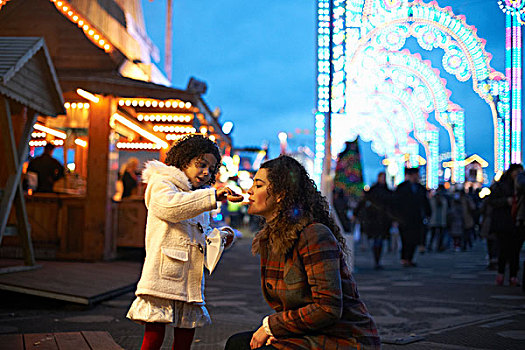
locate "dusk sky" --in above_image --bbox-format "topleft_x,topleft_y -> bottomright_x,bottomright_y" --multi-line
141,0 -> 511,183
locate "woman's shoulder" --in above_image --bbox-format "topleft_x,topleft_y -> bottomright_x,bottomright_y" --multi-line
300,223 -> 336,244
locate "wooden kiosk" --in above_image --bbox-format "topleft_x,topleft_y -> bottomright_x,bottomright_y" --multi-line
0,0 -> 232,261
0,37 -> 65,270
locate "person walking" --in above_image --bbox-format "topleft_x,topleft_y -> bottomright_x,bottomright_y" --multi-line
126,135 -> 238,350
427,184 -> 448,252
460,187 -> 476,251
486,164 -> 523,286
448,188 -> 465,252
512,168 -> 525,288
225,155 -> 380,350
359,172 -> 393,269
392,167 -> 431,267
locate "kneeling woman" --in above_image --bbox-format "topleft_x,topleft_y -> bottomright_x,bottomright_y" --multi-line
226,156 -> 380,350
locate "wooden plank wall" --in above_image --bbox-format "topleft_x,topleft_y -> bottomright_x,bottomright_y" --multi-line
0,0 -> 119,72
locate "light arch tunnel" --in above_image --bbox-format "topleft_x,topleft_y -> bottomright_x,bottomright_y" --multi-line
320,0 -> 512,187
334,47 -> 463,188
347,0 -> 510,172
334,78 -> 441,188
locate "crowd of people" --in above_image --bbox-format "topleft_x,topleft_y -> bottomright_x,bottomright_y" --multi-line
345,165 -> 525,289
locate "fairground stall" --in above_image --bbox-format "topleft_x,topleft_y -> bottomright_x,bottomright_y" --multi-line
0,0 -> 231,261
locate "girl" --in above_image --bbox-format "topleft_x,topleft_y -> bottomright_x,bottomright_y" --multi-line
226,155 -> 380,350
127,135 -> 239,350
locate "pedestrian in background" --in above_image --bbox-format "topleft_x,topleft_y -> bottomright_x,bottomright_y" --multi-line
126,135 -> 237,350
480,195 -> 498,270
27,143 -> 64,193
459,186 -> 476,251
392,167 -> 431,267
357,172 -> 393,269
427,184 -> 448,252
448,188 -> 465,251
513,168 -> 525,288
486,163 -> 523,286
113,157 -> 140,201
225,155 -> 381,350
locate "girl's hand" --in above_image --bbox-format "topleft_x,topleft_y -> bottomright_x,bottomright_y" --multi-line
250,326 -> 270,349
216,187 -> 233,201
216,187 -> 244,202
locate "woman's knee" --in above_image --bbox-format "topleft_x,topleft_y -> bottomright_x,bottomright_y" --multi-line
224,331 -> 254,350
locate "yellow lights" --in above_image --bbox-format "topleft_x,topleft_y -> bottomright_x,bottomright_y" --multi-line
152,125 -> 196,133
76,89 -> 100,103
0,0 -> 12,11
64,102 -> 90,109
200,126 -> 208,134
116,142 -> 161,150
443,154 -> 488,168
464,154 -> 489,168
33,124 -> 67,139
136,114 -> 193,123
209,135 -> 216,142
74,138 -> 87,147
29,140 -> 47,147
479,187 -> 491,199
382,155 -> 426,166
112,113 -> 168,149
118,99 -> 193,110
166,134 -> 186,141
52,139 -> 64,146
50,0 -> 112,53
31,132 -> 46,138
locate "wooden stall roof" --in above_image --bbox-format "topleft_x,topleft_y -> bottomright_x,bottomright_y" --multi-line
66,0 -> 145,64
0,37 -> 65,117
59,72 -> 232,145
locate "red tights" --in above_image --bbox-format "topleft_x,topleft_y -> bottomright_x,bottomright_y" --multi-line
141,323 -> 195,350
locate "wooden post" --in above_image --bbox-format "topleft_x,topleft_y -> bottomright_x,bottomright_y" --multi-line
0,97 -> 36,265
83,96 -> 116,260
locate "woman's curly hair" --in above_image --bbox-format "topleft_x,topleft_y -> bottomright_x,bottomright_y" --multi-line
165,134 -> 221,186
260,155 -> 347,254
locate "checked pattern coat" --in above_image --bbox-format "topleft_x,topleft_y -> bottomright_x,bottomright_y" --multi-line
259,223 -> 381,349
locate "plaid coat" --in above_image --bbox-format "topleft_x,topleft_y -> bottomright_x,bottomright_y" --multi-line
260,223 -> 381,349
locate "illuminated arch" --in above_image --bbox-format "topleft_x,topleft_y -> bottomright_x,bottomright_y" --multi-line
347,46 -> 465,185
336,76 -> 441,187
350,0 -> 509,172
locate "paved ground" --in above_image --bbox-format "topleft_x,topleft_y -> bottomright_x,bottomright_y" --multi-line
1,231 -> 524,349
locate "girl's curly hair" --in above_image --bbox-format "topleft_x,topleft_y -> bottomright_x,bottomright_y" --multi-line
165,134 -> 221,186
260,155 -> 347,254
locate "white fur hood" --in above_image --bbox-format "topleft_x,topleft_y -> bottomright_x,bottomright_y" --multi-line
142,160 -> 191,192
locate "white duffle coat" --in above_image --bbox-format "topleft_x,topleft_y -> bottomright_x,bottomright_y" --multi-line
135,160 -> 217,303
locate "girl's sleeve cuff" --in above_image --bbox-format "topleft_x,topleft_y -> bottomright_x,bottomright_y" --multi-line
262,316 -> 273,336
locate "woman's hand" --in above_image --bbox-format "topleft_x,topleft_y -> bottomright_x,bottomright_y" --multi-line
250,326 -> 270,349
266,336 -> 276,346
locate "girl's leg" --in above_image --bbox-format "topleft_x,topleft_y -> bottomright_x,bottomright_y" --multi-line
172,327 -> 195,350
141,323 -> 166,350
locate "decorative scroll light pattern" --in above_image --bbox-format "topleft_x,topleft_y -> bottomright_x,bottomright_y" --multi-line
348,1 -> 507,173
498,0 -> 523,166
314,0 -> 331,184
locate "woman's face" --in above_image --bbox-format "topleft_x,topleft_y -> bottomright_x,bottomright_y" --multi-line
247,168 -> 278,220
183,153 -> 217,189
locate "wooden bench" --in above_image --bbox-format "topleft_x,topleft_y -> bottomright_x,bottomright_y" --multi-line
0,331 -> 123,349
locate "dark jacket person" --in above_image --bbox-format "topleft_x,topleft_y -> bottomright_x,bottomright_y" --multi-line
27,143 -> 64,193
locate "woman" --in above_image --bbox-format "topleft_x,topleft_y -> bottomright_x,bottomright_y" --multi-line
114,157 -> 139,201
225,156 -> 380,350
